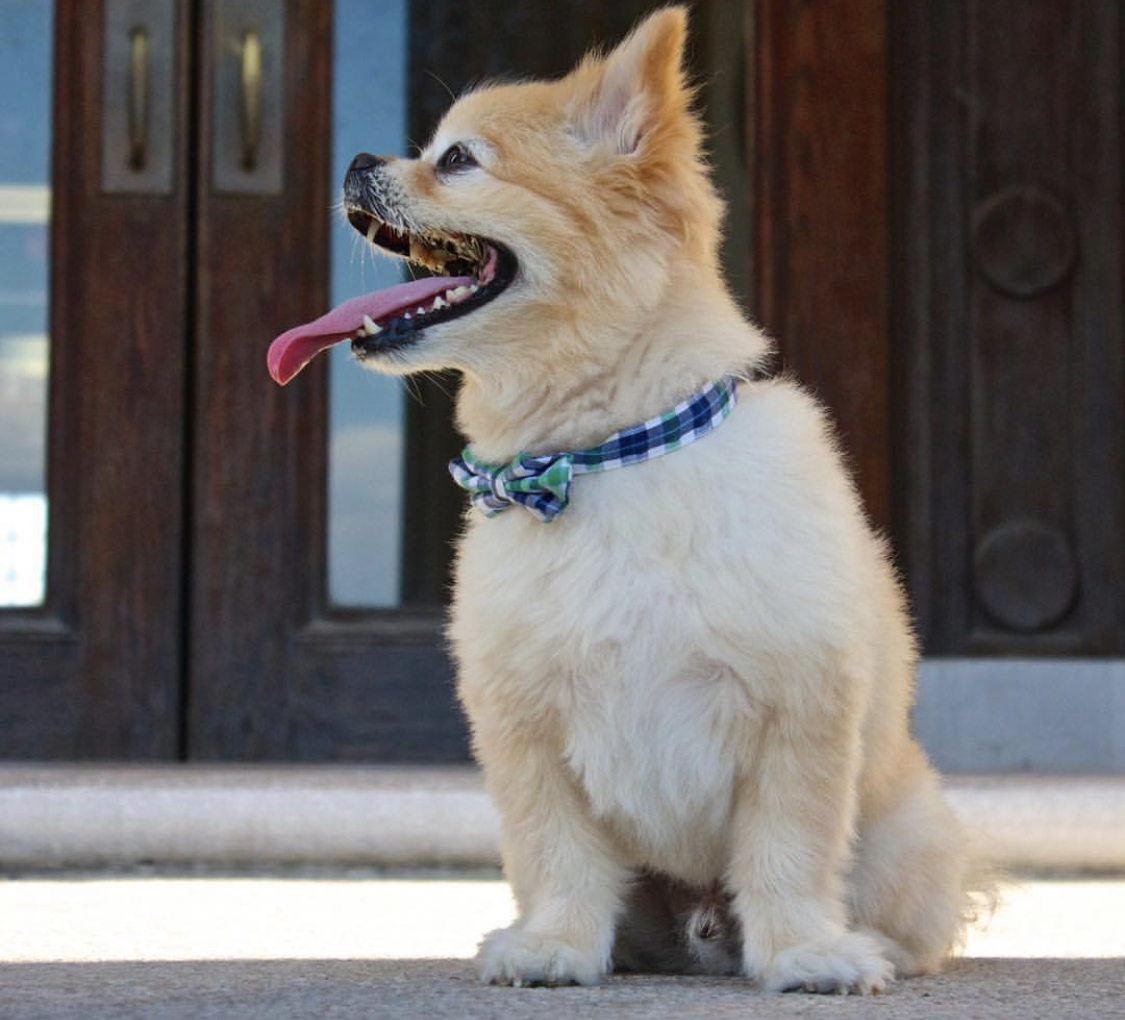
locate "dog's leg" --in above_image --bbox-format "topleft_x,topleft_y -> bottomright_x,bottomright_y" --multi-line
473,726 -> 629,987
726,675 -> 894,995
847,744 -> 984,976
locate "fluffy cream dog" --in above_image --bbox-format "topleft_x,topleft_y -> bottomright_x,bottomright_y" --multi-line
269,5 -> 981,994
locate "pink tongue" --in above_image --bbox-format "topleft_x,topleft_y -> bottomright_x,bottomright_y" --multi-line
267,274 -> 473,385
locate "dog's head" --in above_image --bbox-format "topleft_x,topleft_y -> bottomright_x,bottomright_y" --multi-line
268,6 -> 723,386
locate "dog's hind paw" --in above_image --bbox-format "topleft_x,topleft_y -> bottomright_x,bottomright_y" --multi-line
758,930 -> 894,995
477,925 -> 606,987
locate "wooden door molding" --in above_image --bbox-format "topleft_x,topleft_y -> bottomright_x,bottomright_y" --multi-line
751,0 -> 892,532
894,0 -> 1124,654
0,0 -> 191,758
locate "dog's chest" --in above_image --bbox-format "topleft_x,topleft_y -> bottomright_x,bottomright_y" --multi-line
451,456 -> 776,874
562,667 -> 738,875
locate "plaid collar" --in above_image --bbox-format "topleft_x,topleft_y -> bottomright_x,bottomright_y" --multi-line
449,375 -> 740,523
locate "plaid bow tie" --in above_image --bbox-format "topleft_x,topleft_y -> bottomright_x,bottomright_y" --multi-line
448,375 -> 740,523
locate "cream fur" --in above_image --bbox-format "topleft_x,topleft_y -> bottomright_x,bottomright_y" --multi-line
353,6 -> 980,994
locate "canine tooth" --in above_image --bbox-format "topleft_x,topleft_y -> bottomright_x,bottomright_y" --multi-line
362,314 -> 377,333
432,296 -> 446,309
366,222 -> 376,243
370,322 -> 382,333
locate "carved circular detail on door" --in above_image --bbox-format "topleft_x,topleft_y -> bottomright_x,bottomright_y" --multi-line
973,186 -> 1077,298
974,519 -> 1079,632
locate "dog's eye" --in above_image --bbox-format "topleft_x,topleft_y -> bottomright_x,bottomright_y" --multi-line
437,143 -> 477,175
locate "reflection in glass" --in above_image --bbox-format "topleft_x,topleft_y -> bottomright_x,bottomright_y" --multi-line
326,0 -> 408,607
0,1 -> 53,607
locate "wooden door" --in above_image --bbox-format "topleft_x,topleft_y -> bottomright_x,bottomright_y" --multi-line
0,0 -> 190,758
895,0 -> 1124,654
0,0 -> 336,759
751,0 -> 1123,658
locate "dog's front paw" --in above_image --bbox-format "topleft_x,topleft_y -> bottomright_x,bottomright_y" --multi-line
477,925 -> 606,987
757,930 -> 894,995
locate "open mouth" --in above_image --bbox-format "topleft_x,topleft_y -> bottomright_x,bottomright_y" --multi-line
266,209 -> 517,385
345,209 -> 518,355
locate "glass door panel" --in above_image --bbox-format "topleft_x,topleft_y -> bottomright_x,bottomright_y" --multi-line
327,0 -> 408,608
0,0 -> 53,607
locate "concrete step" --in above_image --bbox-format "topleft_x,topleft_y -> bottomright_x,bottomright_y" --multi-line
1,765 -> 1123,871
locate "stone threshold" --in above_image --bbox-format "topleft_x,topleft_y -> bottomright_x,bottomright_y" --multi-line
0,765 -> 1122,872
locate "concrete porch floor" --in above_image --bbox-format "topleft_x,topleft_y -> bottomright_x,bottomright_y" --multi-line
2,873 -> 1123,1019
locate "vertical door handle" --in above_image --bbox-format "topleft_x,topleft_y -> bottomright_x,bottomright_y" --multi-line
238,30 -> 262,170
103,0 -> 176,194
212,1 -> 284,194
127,26 -> 150,169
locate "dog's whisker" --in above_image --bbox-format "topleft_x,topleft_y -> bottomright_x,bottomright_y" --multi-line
424,69 -> 457,105
401,374 -> 425,407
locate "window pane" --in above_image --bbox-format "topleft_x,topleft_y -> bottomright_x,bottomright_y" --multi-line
0,0 -> 52,607
326,0 -> 408,608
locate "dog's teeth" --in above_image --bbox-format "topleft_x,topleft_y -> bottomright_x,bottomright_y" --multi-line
469,284 -> 479,293
403,312 -> 412,319
355,326 -> 367,337
417,306 -> 426,314
432,296 -> 446,310
362,314 -> 377,333
366,222 -> 376,243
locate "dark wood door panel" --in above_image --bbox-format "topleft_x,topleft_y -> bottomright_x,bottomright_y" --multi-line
186,0 -> 332,759
0,640 -> 78,756
752,0 -> 892,532
290,634 -> 468,761
894,0 -> 1124,654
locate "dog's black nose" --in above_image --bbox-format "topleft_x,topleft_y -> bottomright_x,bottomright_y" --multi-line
348,152 -> 384,174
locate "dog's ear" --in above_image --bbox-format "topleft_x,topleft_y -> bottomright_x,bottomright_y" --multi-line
567,6 -> 691,155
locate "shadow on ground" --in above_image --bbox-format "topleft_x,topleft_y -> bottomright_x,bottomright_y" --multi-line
4,958 -> 1123,1020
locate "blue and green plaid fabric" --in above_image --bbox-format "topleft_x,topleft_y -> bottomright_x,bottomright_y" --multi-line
449,375 -> 740,522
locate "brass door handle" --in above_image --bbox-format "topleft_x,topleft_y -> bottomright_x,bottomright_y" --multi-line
212,1 -> 283,194
102,0 -> 174,194
239,30 -> 262,170
127,26 -> 150,169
